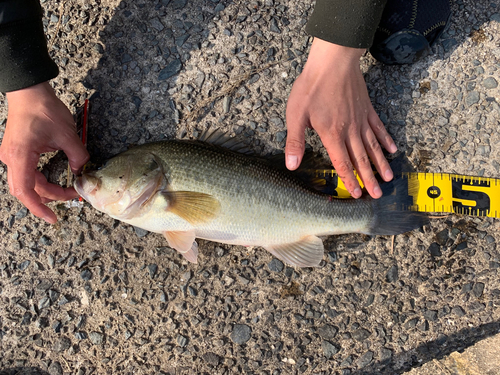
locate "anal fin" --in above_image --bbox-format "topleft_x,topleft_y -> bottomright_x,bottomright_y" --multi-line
264,235 -> 324,268
163,230 -> 199,264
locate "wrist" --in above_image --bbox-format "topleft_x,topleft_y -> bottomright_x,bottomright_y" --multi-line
306,38 -> 365,70
6,82 -> 54,103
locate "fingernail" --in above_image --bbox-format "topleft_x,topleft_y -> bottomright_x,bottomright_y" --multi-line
353,187 -> 362,198
373,185 -> 382,198
286,155 -> 299,170
385,169 -> 393,181
388,143 -> 397,153
44,215 -> 57,224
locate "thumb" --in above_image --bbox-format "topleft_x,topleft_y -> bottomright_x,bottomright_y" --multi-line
284,118 -> 306,171
62,135 -> 90,175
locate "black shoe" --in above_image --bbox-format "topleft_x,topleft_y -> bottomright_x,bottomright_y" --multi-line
370,0 -> 452,65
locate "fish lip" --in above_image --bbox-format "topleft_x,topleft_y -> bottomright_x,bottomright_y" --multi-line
74,174 -> 100,200
74,176 -> 84,197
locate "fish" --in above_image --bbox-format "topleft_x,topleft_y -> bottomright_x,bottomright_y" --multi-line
74,131 -> 428,267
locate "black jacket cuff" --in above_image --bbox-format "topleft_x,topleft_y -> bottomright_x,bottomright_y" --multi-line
0,18 -> 59,92
306,0 -> 388,49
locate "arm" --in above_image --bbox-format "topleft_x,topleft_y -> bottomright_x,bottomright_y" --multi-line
286,0 -> 394,199
0,0 -> 89,223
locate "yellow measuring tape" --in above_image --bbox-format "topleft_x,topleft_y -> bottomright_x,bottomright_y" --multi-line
314,170 -> 500,218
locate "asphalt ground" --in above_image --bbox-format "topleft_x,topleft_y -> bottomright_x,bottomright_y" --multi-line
0,1 -> 499,374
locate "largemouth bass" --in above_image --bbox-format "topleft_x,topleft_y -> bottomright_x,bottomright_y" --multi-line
74,133 -> 427,267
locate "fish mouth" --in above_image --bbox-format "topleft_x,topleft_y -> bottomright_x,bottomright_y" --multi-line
74,174 -> 100,200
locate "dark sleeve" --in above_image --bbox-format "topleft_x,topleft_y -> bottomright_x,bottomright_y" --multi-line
0,0 -> 58,93
306,0 -> 388,48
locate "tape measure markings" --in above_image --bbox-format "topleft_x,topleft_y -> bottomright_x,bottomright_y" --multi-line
313,169 -> 500,218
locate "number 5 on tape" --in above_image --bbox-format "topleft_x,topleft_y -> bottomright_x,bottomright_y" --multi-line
405,173 -> 498,218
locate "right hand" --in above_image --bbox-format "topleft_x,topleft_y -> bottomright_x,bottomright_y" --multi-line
286,39 -> 397,199
0,82 -> 90,223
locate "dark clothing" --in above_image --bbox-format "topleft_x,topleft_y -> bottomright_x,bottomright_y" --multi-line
0,0 -> 386,93
306,0 -> 388,49
0,0 -> 448,92
0,0 -> 58,92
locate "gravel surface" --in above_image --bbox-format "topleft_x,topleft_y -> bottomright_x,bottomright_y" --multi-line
1,0 -> 500,374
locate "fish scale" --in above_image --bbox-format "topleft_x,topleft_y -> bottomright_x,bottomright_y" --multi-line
143,141 -> 370,242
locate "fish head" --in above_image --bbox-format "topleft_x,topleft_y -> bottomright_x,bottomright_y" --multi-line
75,152 -> 165,219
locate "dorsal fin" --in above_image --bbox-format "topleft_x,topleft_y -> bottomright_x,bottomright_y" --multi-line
197,127 -> 253,154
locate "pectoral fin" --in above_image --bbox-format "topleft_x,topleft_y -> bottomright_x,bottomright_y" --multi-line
163,191 -> 220,225
264,235 -> 324,268
163,230 -> 199,263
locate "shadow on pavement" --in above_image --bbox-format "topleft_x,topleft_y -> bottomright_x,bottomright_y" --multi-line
351,321 -> 500,374
0,368 -> 49,375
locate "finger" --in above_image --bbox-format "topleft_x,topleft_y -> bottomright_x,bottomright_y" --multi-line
361,127 -> 393,182
7,157 -> 58,224
34,171 -> 79,202
320,132 -> 361,198
345,134 -> 382,199
61,132 -> 90,175
368,111 -> 397,153
285,106 -> 307,171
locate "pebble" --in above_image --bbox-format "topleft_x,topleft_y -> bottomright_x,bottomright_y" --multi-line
223,96 -> 231,113
49,289 -> 60,303
230,324 -> 252,344
482,77 -> 498,89
270,17 -> 281,33
75,332 -> 87,340
465,91 -> 480,106
435,229 -> 449,245
270,117 -> 284,128
48,361 -> 63,375
158,59 -> 182,80
38,296 -> 51,310
428,243 -> 442,257
321,340 -> 338,359
134,226 -> 149,238
171,0 -> 187,10
472,282 -> 485,298
150,17 -> 165,31
468,301 -> 485,314
351,328 -> 371,342
58,295 -> 70,306
15,207 -> 28,220
275,131 -> 287,143
452,306 -> 466,317
80,269 -> 93,281
424,310 -> 438,321
39,235 -> 53,246
177,334 -> 188,347
318,324 -> 338,340
148,264 -> 158,279
356,351 -> 374,368
89,331 -> 104,345
53,336 -> 71,353
386,265 -> 398,283
268,258 -> 284,272
18,260 -> 30,271
214,3 -> 225,13
202,352 -> 220,366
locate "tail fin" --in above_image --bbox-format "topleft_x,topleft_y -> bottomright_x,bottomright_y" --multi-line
365,177 -> 428,235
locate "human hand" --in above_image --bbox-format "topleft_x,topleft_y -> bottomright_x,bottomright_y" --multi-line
0,82 -> 90,223
285,38 -> 397,199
